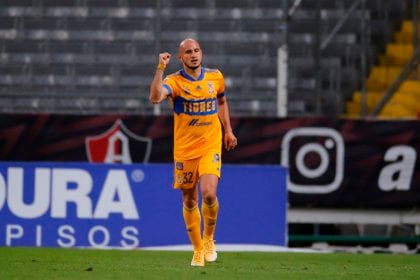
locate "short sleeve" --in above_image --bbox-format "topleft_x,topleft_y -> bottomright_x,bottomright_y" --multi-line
217,70 -> 225,98
163,76 -> 177,97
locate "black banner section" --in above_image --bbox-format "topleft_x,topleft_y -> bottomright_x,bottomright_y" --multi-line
0,114 -> 418,209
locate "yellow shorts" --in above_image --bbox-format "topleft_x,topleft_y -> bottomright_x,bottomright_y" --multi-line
173,151 -> 221,189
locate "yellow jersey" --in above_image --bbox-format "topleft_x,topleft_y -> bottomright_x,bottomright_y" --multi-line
163,67 -> 225,160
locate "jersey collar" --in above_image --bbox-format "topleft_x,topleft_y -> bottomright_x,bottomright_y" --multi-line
180,67 -> 205,81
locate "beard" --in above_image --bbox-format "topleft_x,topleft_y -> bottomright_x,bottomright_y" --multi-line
185,62 -> 201,70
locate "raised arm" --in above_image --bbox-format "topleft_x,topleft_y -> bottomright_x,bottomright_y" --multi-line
149,52 -> 171,104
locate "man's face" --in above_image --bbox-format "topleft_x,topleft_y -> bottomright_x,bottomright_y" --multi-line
178,40 -> 202,70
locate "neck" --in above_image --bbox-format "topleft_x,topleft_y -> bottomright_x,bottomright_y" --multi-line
184,65 -> 202,80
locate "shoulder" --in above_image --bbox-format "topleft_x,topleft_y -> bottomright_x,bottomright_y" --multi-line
164,70 -> 182,81
204,67 -> 222,74
204,67 -> 224,79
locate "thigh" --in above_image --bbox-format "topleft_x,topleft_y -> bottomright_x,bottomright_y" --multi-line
198,151 -> 221,202
198,151 -> 222,179
199,173 -> 219,203
173,158 -> 199,189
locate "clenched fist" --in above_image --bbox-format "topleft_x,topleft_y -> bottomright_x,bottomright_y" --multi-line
159,52 -> 172,66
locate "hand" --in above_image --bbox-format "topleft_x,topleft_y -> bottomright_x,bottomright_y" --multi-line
159,52 -> 171,66
224,131 -> 237,151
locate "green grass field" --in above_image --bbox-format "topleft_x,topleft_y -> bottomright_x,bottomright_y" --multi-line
0,247 -> 419,279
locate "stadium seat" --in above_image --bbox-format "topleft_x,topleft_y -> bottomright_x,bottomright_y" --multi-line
347,9 -> 420,119
380,44 -> 413,66
0,0 -> 409,116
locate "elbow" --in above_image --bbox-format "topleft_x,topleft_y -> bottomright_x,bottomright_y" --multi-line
149,96 -> 159,104
149,91 -> 161,104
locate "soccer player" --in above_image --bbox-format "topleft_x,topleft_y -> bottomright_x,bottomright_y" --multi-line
149,38 -> 237,267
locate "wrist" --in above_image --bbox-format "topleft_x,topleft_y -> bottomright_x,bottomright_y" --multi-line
157,63 -> 166,71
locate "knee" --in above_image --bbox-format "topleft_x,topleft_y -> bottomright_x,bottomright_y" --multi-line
183,197 -> 198,209
200,174 -> 218,204
201,187 -> 217,205
182,191 -> 198,209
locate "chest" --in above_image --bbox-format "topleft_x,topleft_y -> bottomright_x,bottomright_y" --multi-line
175,80 -> 219,99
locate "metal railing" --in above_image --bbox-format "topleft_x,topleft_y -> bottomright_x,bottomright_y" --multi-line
370,0 -> 420,117
282,0 -> 417,118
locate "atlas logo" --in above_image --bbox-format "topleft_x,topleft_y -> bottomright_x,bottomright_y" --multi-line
86,119 -> 152,164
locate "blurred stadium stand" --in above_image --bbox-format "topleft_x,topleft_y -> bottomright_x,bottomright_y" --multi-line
0,0 -> 418,117
347,17 -> 420,118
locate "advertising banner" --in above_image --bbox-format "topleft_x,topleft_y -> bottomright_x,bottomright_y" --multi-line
0,114 -> 418,208
0,162 -> 287,248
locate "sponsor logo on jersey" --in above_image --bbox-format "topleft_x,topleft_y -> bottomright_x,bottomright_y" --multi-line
188,119 -> 212,127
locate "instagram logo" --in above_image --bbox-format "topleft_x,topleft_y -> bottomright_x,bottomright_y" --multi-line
281,127 -> 344,194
